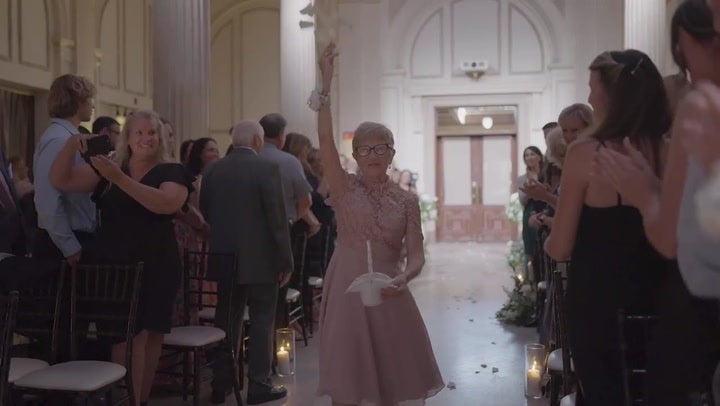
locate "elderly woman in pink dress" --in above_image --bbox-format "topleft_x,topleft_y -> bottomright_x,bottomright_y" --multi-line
312,43 -> 444,406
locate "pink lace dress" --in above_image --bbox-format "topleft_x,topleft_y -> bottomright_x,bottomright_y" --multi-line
317,174 -> 444,406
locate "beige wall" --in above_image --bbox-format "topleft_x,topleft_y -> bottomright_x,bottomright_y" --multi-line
210,0 -> 281,154
0,0 -> 153,142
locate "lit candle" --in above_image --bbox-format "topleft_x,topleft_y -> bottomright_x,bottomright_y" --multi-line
277,346 -> 291,375
366,240 -> 374,273
526,359 -> 542,398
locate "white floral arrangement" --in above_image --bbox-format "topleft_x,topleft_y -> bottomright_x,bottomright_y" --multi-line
505,192 -> 522,225
419,193 -> 438,224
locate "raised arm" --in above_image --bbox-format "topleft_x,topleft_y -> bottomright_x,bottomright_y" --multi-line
316,43 -> 348,197
90,157 -> 189,215
50,135 -> 101,193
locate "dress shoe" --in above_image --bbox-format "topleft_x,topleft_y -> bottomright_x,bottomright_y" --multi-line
247,385 -> 288,405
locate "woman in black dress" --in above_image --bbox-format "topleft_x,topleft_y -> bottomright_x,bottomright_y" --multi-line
545,50 -> 671,405
50,110 -> 193,406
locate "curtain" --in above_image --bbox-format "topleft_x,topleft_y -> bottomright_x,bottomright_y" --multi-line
0,89 -> 35,172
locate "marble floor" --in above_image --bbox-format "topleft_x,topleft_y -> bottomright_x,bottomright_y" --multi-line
155,243 -> 548,406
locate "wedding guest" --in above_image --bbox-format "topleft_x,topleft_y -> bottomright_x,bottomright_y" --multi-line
50,110 -> 193,406
8,156 -> 33,198
558,103 -> 593,145
595,1 -> 720,403
517,146 -> 543,259
398,170 -> 417,194
313,43 -> 443,406
179,139 -> 194,166
92,116 -> 121,149
33,74 -> 97,264
200,120 -> 293,405
546,50 -> 670,405
0,146 -> 21,255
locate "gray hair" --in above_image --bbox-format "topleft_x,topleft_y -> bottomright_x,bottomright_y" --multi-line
232,120 -> 264,147
352,122 -> 395,149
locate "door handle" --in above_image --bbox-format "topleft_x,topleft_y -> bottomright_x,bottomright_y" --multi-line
471,181 -> 480,205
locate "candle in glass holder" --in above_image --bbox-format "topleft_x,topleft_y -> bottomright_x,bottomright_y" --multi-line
366,240 -> 374,273
277,346 -> 291,375
526,358 -> 542,398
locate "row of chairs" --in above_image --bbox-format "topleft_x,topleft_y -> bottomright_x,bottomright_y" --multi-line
534,228 -> 657,406
0,262 -> 142,406
0,251 -> 251,406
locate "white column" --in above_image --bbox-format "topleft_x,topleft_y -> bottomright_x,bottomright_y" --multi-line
281,0 -> 317,143
624,0 -> 666,68
152,0 -> 210,153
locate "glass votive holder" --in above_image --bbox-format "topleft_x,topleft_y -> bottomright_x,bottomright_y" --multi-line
275,328 -> 296,377
525,343 -> 546,399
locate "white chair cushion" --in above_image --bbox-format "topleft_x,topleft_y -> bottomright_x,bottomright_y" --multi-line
198,307 -> 215,320
14,360 -> 126,392
199,307 -> 249,321
538,281 -> 548,290
308,276 -> 323,288
560,392 -> 577,406
163,326 -> 226,347
286,288 -> 300,302
8,358 -> 49,383
548,348 -> 575,372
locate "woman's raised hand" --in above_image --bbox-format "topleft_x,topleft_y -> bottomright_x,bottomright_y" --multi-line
319,43 -> 338,94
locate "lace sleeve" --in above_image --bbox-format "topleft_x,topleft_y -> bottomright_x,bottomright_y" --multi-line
405,193 -> 424,241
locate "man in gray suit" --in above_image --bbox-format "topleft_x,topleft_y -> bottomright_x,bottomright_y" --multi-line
200,120 -> 294,405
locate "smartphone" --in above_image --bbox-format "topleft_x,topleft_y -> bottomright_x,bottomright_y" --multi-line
82,134 -> 113,161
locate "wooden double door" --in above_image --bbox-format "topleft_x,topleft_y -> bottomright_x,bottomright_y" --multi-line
436,135 -> 518,242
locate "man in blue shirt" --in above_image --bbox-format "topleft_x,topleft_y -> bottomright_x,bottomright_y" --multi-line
33,74 -> 97,265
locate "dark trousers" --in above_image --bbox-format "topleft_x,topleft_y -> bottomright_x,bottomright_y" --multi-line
212,282 -> 278,392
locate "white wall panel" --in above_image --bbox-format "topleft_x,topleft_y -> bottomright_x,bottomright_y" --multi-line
510,6 -> 543,73
19,0 -> 47,68
451,0 -> 500,75
100,0 -> 120,87
124,0 -> 145,94
410,10 -> 442,78
0,0 -> 10,60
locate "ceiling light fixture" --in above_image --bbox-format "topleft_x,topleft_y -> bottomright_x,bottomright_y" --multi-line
456,107 -> 467,125
482,116 -> 494,129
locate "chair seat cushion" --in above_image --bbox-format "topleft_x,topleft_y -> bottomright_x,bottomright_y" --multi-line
548,348 -> 575,372
163,326 -> 226,347
560,392 -> 577,406
286,288 -> 300,302
14,360 -> 126,392
198,307 -> 215,320
8,357 -> 49,383
308,276 -> 323,288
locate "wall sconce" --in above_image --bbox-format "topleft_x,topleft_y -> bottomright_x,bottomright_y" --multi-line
482,117 -> 494,129
115,107 -> 127,128
455,108 -> 467,125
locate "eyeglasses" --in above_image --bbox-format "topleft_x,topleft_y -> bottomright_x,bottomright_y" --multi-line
354,144 -> 394,157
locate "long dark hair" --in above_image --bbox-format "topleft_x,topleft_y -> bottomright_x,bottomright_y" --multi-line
588,50 -> 672,175
671,0 -> 716,74
522,146 -> 543,172
179,139 -> 194,165
186,137 -> 215,176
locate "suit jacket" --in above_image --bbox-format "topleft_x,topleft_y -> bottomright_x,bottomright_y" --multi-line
0,147 -> 22,254
200,148 -> 293,284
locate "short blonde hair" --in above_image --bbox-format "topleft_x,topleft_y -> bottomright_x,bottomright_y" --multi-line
545,127 -> 567,168
352,122 -> 395,149
114,110 -> 169,165
47,74 -> 96,118
558,103 -> 593,128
